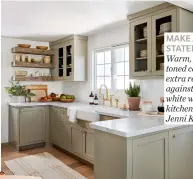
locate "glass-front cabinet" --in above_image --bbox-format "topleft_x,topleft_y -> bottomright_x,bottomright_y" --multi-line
50,35 -> 87,81
151,9 -> 177,76
128,3 -> 193,79
130,17 -> 152,77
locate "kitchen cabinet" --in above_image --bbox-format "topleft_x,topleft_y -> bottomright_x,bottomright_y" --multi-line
132,132 -> 169,179
70,124 -> 83,157
50,106 -> 70,151
49,106 -> 94,163
82,128 -> 94,162
128,2 -> 193,78
169,126 -> 193,179
9,106 -> 47,151
50,35 -> 87,81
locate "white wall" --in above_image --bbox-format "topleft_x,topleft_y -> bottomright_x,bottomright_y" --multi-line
63,24 -> 164,109
1,37 -> 64,143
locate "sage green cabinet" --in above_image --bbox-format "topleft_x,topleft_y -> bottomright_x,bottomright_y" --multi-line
9,106 -> 47,151
50,106 -> 70,151
132,132 -> 169,179
169,126 -> 193,179
70,124 -> 83,156
50,35 -> 87,81
50,106 -> 94,163
82,128 -> 94,162
128,3 -> 193,78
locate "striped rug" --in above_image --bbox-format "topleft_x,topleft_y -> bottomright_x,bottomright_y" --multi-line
5,152 -> 86,179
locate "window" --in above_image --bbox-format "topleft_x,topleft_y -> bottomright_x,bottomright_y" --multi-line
93,44 -> 132,90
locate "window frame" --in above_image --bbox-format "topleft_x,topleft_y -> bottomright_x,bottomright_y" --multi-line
93,43 -> 130,91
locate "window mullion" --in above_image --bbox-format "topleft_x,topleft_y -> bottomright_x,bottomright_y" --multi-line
111,48 -> 115,91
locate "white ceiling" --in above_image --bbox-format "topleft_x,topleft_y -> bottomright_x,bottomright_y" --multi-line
1,1 -> 193,42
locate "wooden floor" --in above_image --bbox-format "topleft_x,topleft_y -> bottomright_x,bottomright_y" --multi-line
1,144 -> 94,179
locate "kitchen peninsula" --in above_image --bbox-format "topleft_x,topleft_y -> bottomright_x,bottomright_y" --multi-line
91,117 -> 193,179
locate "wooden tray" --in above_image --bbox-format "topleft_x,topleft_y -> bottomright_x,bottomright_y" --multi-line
60,99 -> 75,103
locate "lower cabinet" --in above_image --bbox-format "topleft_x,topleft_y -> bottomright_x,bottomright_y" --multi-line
82,128 -> 94,162
169,126 -> 193,179
50,106 -> 94,163
9,106 -> 46,150
71,124 -> 83,156
132,132 -> 169,179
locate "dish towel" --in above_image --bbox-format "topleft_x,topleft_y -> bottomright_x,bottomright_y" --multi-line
67,106 -> 79,123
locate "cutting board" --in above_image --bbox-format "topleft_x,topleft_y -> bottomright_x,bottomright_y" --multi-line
25,85 -> 48,102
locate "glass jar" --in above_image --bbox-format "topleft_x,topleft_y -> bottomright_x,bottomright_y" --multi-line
142,101 -> 153,113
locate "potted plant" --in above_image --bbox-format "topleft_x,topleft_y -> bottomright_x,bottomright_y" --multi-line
125,82 -> 140,110
5,81 -> 35,102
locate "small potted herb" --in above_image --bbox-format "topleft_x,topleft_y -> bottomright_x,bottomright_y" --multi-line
125,82 -> 140,110
5,81 -> 35,102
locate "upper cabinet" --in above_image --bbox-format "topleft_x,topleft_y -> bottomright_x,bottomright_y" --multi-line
50,35 -> 87,81
128,3 -> 193,79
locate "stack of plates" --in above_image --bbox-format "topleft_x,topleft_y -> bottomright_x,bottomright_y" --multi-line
161,44 -> 164,54
143,26 -> 147,38
160,63 -> 164,70
159,22 -> 171,34
140,50 -> 147,57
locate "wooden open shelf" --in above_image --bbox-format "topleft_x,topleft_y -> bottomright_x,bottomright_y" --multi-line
12,61 -> 54,69
12,47 -> 54,56
12,76 -> 53,81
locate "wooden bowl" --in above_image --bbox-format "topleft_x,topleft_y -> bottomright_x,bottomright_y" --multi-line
51,97 -> 60,101
18,44 -> 31,48
36,46 -> 48,50
60,99 -> 75,103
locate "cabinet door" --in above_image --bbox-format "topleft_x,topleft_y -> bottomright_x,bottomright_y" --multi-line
169,126 -> 193,179
19,107 -> 46,145
50,107 -> 60,145
63,41 -> 73,80
59,122 -> 70,151
151,9 -> 177,76
70,124 -> 83,156
51,45 -> 65,80
132,132 -> 169,179
130,17 -> 152,77
82,129 -> 94,162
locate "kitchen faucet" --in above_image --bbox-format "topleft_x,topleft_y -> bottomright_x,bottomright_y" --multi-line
99,84 -> 113,106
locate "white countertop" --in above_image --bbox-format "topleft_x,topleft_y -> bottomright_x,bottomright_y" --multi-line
9,102 -> 175,138
90,117 -> 179,138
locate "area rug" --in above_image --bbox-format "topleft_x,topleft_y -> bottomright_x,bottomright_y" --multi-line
5,152 -> 86,179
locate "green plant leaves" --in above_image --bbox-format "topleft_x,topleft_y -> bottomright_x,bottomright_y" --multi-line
125,82 -> 140,97
4,81 -> 35,97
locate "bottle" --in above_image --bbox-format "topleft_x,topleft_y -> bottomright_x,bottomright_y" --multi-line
94,94 -> 99,105
89,91 -> 94,105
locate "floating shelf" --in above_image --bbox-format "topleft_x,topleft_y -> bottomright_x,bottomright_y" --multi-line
136,57 -> 147,60
12,76 -> 53,81
12,61 -> 54,69
135,38 -> 147,43
12,47 -> 54,56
